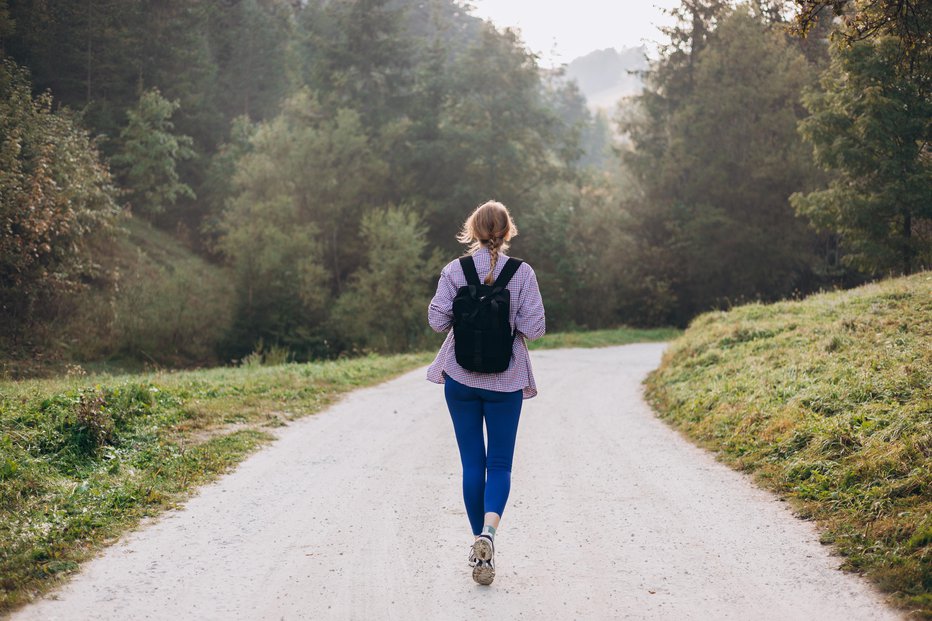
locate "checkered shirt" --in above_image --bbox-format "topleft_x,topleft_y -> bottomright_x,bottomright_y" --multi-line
426,246 -> 546,399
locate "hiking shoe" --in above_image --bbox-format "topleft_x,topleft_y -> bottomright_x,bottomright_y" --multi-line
469,535 -> 495,585
472,558 -> 495,585
472,534 -> 494,562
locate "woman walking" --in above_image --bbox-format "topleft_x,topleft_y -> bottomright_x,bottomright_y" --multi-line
426,200 -> 546,586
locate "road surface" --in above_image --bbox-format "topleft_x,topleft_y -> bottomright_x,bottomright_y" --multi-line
13,343 -> 899,620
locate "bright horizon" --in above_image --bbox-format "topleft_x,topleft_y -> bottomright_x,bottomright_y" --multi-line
467,0 -> 682,66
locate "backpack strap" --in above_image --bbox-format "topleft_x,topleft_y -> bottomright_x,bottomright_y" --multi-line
459,256 -> 482,287
492,258 -> 523,291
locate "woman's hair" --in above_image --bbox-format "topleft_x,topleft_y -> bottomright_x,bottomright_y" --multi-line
456,200 -> 519,285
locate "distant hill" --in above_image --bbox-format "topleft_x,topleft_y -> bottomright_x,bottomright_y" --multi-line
565,46 -> 648,111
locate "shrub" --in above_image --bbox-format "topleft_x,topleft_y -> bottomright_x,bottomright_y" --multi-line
0,58 -> 121,344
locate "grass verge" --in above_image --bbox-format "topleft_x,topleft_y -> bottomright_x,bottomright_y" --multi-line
645,272 -> 931,617
529,326 -> 680,350
0,352 -> 432,614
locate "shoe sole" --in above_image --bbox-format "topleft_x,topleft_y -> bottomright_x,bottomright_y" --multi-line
473,562 -> 495,585
473,537 -> 493,562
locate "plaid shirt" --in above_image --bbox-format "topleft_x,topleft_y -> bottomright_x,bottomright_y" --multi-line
426,246 -> 546,399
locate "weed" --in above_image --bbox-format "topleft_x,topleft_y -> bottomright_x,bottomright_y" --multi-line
74,389 -> 112,453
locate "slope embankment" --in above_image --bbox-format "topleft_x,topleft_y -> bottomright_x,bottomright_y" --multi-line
646,272 -> 931,616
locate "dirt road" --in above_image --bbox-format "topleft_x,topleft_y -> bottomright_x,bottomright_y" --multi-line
13,343 -> 899,620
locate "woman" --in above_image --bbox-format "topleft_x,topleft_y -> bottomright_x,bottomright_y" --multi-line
426,200 -> 546,586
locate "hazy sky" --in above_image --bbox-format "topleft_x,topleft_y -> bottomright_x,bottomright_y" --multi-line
468,0 -> 683,66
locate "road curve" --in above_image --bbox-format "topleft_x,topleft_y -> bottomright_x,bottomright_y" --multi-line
13,343 -> 899,620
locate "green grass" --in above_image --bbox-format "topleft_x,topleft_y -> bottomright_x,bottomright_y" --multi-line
0,352 -> 432,614
645,271 -> 932,617
529,326 -> 680,350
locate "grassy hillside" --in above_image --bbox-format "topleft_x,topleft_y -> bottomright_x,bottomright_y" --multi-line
1,217 -> 236,379
646,272 -> 931,616
61,216 -> 236,370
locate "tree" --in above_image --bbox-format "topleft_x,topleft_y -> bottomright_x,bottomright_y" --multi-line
207,0 -> 295,122
219,193 -> 330,360
0,0 -> 14,50
302,0 -> 416,128
200,115 -> 256,250
112,87 -> 195,218
791,0 -> 931,60
0,58 -> 121,340
421,24 -> 572,252
792,35 -> 932,275
330,206 -> 443,353
618,5 -> 824,325
218,88 -> 389,354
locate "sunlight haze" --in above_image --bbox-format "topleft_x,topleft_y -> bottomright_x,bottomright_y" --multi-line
468,0 -> 682,65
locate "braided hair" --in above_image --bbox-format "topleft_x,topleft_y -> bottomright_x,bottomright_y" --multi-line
456,200 -> 519,285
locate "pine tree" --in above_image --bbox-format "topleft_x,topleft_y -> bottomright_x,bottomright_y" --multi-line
113,88 -> 195,218
618,5 -> 824,324
792,35 -> 932,275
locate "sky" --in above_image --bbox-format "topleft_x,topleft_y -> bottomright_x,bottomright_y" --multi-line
467,0 -> 683,66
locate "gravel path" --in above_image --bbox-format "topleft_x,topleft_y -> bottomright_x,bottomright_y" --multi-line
13,343 -> 899,620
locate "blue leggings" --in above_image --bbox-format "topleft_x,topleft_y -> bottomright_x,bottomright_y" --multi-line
444,374 -> 523,536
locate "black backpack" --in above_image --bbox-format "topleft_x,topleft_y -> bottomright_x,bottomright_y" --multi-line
452,255 -> 524,373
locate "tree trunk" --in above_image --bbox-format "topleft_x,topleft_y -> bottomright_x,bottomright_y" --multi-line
86,0 -> 93,105
902,208 -> 912,275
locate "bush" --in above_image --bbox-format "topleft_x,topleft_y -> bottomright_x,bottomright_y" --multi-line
0,58 -> 122,344
331,206 -> 444,353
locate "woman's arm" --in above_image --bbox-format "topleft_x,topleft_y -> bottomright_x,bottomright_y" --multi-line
428,266 -> 456,333
515,264 -> 546,340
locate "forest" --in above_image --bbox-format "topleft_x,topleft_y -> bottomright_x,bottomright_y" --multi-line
1,0 -> 929,374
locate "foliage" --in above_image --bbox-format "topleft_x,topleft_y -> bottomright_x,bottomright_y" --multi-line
2,0 -> 609,365
218,88 -> 389,358
518,173 -> 636,328
396,20 -> 583,255
331,206 -> 444,353
0,0 -> 13,42
8,0 -> 921,365
302,0 -> 415,129
617,5 -> 827,326
3,0 -> 296,234
792,35 -> 932,275
438,25 -> 566,219
201,115 -> 256,246
647,271 -> 932,615
790,0 -> 931,67
0,58 -> 121,342
112,88 -> 195,218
